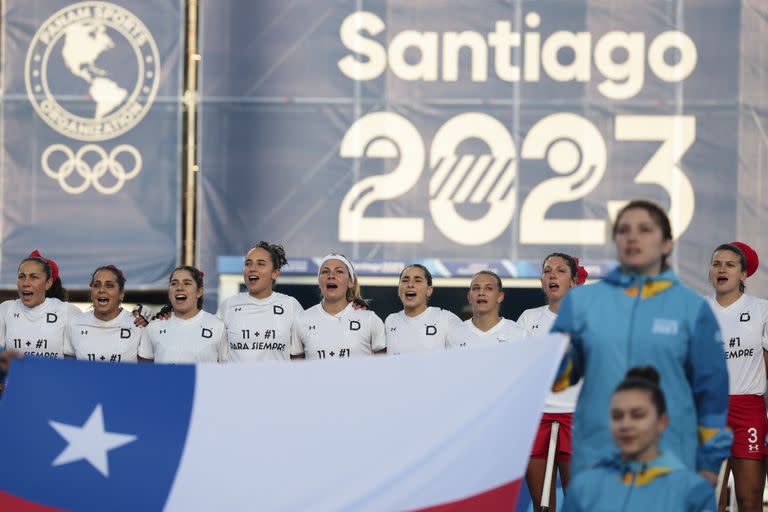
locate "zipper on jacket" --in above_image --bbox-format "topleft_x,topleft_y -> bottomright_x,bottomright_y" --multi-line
625,276 -> 645,371
620,463 -> 644,512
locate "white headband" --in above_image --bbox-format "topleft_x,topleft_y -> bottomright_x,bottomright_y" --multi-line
318,253 -> 356,283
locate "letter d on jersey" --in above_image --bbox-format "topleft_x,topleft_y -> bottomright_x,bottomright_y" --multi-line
425,325 -> 437,336
201,328 -> 213,339
273,305 -> 284,315
120,328 -> 131,339
46,313 -> 57,324
349,320 -> 361,331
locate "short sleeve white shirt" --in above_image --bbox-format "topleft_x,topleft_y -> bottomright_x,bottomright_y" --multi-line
140,310 -> 227,363
65,309 -> 145,363
291,302 -> 386,360
446,318 -> 527,348
0,298 -> 81,359
217,292 -> 304,362
518,305 -> 581,413
706,294 -> 768,395
384,307 -> 461,355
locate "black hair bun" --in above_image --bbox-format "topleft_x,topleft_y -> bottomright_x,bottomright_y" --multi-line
625,366 -> 660,385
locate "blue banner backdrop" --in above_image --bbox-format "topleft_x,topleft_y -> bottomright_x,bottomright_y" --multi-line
1,0 -> 183,288
197,1 -> 767,298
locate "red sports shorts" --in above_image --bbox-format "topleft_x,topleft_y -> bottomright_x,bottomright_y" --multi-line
530,413 -> 573,461
727,394 -> 767,459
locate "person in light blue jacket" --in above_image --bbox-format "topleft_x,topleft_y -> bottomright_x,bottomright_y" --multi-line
551,199 -> 731,484
563,366 -> 715,511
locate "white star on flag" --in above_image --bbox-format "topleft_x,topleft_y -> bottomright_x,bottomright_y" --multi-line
49,403 -> 137,477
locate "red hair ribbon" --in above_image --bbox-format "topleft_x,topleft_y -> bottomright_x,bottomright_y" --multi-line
730,242 -> 759,277
573,257 -> 588,285
199,271 -> 205,279
28,250 -> 59,283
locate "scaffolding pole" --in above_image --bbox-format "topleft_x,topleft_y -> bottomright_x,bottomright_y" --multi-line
182,0 -> 200,266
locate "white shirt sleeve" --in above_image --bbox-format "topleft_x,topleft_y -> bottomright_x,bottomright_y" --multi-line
215,296 -> 228,322
291,297 -> 305,315
370,314 -> 386,352
289,297 -> 305,357
63,319 -> 75,357
513,320 -> 528,339
384,314 -> 395,345
445,325 -> 460,349
443,310 -> 462,329
66,303 -> 83,317
0,301 -> 8,350
217,325 -> 228,363
290,315 -> 305,356
761,302 -> 768,351
138,327 -> 154,360
516,309 -> 530,331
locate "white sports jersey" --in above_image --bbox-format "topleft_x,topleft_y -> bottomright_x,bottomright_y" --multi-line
0,298 -> 81,359
291,302 -> 386,360
446,318 -> 527,348
706,294 -> 768,395
64,308 -> 145,363
385,307 -> 461,355
217,292 -> 304,362
518,305 -> 581,414
140,311 -> 227,363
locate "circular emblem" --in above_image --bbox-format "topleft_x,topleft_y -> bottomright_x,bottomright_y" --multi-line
25,1 -> 160,141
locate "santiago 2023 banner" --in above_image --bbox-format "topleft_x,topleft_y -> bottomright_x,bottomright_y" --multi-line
198,0 -> 768,296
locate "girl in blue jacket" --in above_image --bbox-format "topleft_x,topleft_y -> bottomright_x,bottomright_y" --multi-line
552,199 -> 731,484
563,366 -> 715,511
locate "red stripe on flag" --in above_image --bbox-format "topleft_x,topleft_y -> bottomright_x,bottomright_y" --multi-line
414,478 -> 522,511
0,491 -> 66,511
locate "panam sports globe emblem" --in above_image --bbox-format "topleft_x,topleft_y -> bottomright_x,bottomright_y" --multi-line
24,2 -> 160,194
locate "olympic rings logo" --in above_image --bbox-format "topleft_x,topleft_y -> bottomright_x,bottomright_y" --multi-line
41,144 -> 142,195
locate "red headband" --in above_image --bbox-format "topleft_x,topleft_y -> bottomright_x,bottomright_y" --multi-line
730,242 -> 759,277
573,257 -> 589,285
28,250 -> 59,283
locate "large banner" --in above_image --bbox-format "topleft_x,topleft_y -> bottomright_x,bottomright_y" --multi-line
0,335 -> 566,510
1,0 -> 183,288
198,1 -> 768,296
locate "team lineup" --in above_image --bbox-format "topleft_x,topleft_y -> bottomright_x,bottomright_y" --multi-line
0,199 -> 765,511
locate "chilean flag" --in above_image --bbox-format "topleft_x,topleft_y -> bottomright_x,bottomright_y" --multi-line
0,334 -> 566,511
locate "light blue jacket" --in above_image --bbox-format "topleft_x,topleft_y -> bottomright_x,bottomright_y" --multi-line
563,452 -> 715,512
551,268 -> 731,475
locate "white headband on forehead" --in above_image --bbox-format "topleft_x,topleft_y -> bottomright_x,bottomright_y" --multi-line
318,254 -> 356,282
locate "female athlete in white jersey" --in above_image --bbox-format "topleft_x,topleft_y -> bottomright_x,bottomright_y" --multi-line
707,242 -> 768,512
0,251 -> 80,392
291,253 -> 385,359
64,265 -> 145,363
385,264 -> 461,355
140,266 -> 227,363
446,270 -> 526,348
217,241 -> 304,362
0,251 -> 80,358
517,253 -> 586,512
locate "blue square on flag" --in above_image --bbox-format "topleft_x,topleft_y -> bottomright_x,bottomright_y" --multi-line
0,358 -> 194,511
